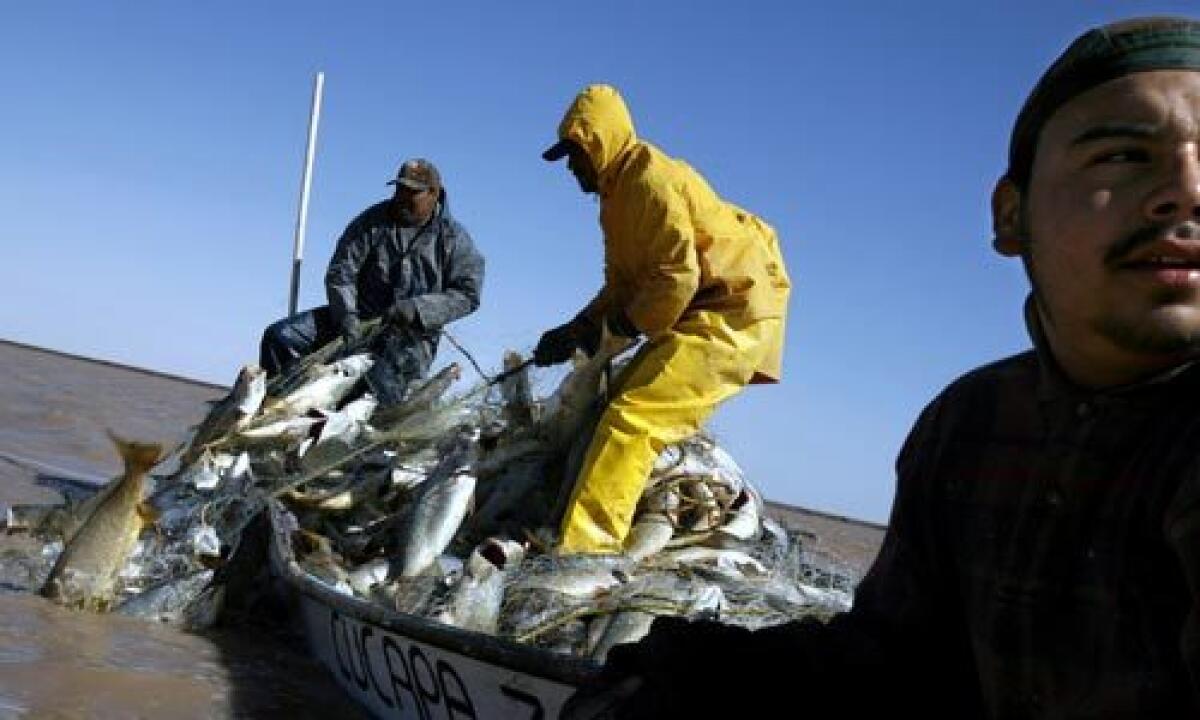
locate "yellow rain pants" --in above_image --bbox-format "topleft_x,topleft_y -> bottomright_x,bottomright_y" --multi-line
557,311 -> 782,554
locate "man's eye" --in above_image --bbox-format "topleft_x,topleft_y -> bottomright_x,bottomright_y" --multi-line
1092,148 -> 1149,164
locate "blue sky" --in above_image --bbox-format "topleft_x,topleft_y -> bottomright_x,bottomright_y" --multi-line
2,1 -> 1194,523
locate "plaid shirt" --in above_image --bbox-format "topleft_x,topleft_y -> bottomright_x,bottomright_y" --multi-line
839,302 -> 1200,717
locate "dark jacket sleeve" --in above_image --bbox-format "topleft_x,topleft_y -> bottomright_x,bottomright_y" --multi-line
1166,459 -> 1200,706
325,211 -> 374,324
404,221 -> 484,330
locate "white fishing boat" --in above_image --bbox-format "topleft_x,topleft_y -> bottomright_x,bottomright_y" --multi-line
267,499 -> 601,720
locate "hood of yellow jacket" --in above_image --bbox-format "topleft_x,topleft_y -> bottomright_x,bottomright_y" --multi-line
556,84 -> 637,188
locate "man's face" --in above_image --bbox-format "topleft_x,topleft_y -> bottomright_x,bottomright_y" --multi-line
995,70 -> 1200,386
393,184 -> 438,226
566,144 -> 599,194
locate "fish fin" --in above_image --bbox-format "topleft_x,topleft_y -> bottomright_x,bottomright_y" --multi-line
107,430 -> 166,475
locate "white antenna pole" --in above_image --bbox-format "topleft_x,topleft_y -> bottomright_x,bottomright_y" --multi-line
288,71 -> 325,316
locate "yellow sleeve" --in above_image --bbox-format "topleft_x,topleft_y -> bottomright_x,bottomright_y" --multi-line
579,257 -> 617,324
624,184 -> 700,334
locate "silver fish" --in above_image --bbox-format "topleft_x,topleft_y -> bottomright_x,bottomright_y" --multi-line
393,440 -> 477,578
299,395 -> 378,473
115,568 -> 223,630
346,557 -> 390,597
256,353 -> 374,423
588,610 -> 656,664
507,559 -> 628,599
283,468 -> 388,513
585,574 -> 723,661
435,538 -> 524,634
657,547 -> 768,580
623,513 -> 675,561
182,365 -> 266,463
229,415 -> 323,450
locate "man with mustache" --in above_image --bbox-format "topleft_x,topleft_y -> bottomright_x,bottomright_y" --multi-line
565,16 -> 1200,718
259,159 -> 484,404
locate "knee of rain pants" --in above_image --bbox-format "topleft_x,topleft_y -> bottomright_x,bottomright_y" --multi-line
556,311 -> 782,554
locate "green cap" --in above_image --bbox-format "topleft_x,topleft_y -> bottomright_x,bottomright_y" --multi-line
1009,16 -> 1200,188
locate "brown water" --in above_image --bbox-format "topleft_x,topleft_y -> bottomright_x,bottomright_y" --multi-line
0,590 -> 366,719
0,341 -> 367,719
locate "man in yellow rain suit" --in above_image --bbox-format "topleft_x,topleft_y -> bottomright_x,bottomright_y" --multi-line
534,84 -> 791,554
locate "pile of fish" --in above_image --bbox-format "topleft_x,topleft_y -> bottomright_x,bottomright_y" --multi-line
5,328 -> 857,662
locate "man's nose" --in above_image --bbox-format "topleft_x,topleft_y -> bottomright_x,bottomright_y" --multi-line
1145,146 -> 1200,223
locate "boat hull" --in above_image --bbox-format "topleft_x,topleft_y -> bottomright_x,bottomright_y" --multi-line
268,501 -> 598,719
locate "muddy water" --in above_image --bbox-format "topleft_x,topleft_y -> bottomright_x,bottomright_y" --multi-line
0,341 -> 368,718
0,590 -> 366,719
0,511 -> 367,719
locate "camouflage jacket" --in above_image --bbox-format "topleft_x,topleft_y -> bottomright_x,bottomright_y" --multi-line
324,193 -> 484,332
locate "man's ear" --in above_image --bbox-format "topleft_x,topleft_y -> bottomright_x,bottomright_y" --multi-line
991,176 -> 1025,257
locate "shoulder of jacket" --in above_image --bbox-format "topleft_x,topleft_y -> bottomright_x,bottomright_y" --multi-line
613,144 -> 684,201
438,214 -> 473,240
919,350 -> 1038,428
943,351 -> 1036,397
366,200 -> 394,219
347,200 -> 393,229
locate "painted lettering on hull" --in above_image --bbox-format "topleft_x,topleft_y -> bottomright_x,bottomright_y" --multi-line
309,599 -> 574,719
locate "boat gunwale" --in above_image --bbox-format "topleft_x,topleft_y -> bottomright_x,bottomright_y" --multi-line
266,499 -> 604,688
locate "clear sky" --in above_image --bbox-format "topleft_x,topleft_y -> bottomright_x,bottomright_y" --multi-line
2,1 -> 1194,524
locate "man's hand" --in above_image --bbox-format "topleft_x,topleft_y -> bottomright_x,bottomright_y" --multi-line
384,299 -> 418,329
575,315 -> 602,356
534,319 -> 583,366
560,616 -> 693,720
562,616 -> 749,719
340,315 -> 365,348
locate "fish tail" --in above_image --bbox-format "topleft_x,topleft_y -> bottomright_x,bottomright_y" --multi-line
106,430 -> 165,476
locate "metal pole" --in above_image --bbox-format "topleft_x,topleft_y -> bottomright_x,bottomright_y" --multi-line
288,71 -> 325,316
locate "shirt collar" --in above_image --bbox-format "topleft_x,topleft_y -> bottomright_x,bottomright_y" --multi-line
1025,294 -> 1200,404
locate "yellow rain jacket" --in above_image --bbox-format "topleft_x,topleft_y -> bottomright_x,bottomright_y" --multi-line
561,84 -> 791,382
552,85 -> 793,554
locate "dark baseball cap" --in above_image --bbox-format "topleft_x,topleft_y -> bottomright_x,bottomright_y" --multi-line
541,139 -> 573,162
387,158 -> 442,191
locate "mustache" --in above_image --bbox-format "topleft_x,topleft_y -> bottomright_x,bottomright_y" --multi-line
1104,221 -> 1200,266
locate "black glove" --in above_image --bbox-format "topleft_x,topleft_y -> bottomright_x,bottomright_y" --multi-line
384,299 -> 418,329
340,315 -> 364,348
575,315 -> 602,356
534,319 -> 582,366
606,307 -> 639,339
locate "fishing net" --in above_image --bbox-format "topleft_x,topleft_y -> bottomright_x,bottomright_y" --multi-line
20,336 -> 869,661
